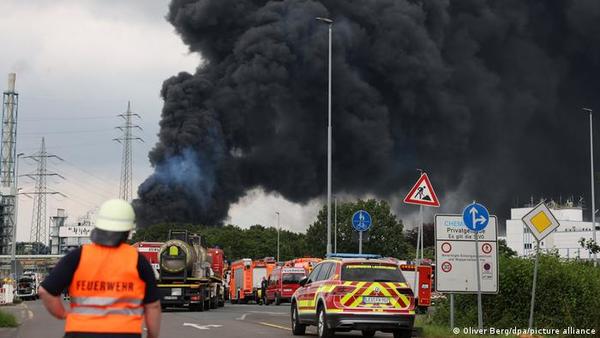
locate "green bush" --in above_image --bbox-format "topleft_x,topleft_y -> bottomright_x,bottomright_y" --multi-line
0,309 -> 18,327
432,254 -> 600,329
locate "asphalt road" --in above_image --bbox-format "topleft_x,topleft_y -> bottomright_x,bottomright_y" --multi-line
0,300 -> 402,338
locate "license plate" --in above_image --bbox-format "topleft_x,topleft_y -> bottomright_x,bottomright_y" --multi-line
163,296 -> 177,300
171,288 -> 182,296
363,297 -> 389,304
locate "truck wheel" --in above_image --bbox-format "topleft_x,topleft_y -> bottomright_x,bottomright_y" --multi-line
291,302 -> 306,335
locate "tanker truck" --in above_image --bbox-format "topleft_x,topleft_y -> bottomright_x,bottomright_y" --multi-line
157,230 -> 225,311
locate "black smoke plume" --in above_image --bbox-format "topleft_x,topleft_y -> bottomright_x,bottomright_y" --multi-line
135,0 -> 600,227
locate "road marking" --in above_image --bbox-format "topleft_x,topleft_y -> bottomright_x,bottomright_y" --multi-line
258,322 -> 291,331
21,303 -> 33,320
249,310 -> 288,316
183,323 -> 223,330
236,313 -> 248,320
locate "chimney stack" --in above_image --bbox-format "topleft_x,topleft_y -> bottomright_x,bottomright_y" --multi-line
7,73 -> 16,92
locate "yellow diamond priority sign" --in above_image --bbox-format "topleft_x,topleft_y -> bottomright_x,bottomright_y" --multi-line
521,202 -> 560,241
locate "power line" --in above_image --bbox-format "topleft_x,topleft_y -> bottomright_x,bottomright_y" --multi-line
20,116 -> 116,122
20,128 -> 114,136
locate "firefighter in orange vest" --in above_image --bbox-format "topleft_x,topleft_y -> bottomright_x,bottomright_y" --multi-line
39,199 -> 161,338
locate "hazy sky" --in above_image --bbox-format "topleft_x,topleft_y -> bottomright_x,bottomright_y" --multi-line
0,0 -> 337,242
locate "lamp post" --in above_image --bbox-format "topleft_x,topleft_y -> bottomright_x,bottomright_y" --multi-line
276,211 -> 280,262
584,107 -> 597,265
316,16 -> 334,256
334,196 -> 337,254
11,152 -> 24,279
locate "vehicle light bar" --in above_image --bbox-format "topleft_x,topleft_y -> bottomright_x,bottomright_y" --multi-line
326,253 -> 382,259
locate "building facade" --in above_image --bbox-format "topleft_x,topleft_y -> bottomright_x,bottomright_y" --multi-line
49,209 -> 92,255
505,204 -> 598,259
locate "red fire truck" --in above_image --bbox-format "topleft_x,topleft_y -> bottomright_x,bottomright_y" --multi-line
132,242 -> 162,278
399,263 -> 433,312
229,258 -> 276,303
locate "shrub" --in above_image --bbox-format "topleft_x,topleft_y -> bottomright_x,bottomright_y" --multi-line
432,254 -> 600,329
0,310 -> 18,327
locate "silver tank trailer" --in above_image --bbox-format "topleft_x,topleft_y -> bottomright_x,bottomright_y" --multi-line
159,237 -> 213,279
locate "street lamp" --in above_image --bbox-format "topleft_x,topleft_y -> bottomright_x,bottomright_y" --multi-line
584,108 -> 597,265
11,152 -> 24,279
276,211 -> 280,262
316,16 -> 334,256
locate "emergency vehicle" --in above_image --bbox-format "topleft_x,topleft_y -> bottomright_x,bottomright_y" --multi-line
265,266 -> 306,305
397,262 -> 433,312
132,241 -> 162,278
291,254 -> 415,338
16,272 -> 42,300
229,257 -> 276,303
284,257 -> 322,273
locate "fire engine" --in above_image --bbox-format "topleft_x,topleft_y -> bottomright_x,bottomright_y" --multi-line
284,257 -> 322,273
132,241 -> 162,278
229,257 -> 276,303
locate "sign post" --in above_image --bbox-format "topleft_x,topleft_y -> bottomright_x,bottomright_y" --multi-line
403,172 -> 440,301
529,239 -> 540,329
462,202 -> 490,330
450,293 -> 455,329
352,210 -> 372,254
521,202 -> 560,329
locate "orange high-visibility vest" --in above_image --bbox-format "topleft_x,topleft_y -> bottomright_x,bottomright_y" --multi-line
66,243 -> 146,334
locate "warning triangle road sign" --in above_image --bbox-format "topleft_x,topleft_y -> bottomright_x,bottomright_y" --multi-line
403,173 -> 440,207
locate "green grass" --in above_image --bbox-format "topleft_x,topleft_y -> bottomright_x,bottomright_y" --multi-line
0,309 -> 18,328
415,315 -> 520,338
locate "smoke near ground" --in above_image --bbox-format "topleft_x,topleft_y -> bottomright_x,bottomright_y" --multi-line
135,0 -> 600,227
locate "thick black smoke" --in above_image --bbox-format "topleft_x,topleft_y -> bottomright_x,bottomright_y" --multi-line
135,0 -> 600,227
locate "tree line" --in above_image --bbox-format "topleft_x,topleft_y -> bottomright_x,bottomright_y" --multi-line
132,199 -> 416,261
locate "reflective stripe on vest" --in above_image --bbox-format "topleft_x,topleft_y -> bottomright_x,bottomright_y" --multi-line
71,307 -> 144,316
71,296 -> 142,307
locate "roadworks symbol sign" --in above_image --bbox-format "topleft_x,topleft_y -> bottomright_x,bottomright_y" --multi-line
521,202 -> 560,241
403,173 -> 440,207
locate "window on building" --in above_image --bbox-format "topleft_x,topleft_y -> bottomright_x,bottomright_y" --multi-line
524,243 -> 532,249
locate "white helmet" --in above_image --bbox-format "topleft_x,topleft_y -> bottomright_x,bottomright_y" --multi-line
95,199 -> 135,232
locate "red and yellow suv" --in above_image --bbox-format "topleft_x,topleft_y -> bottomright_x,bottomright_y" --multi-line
291,254 -> 415,338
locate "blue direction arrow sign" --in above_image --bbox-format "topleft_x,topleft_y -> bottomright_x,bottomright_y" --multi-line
352,210 -> 372,232
462,202 -> 490,232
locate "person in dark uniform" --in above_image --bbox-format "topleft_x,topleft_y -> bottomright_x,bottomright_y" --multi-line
39,199 -> 161,338
260,276 -> 268,305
